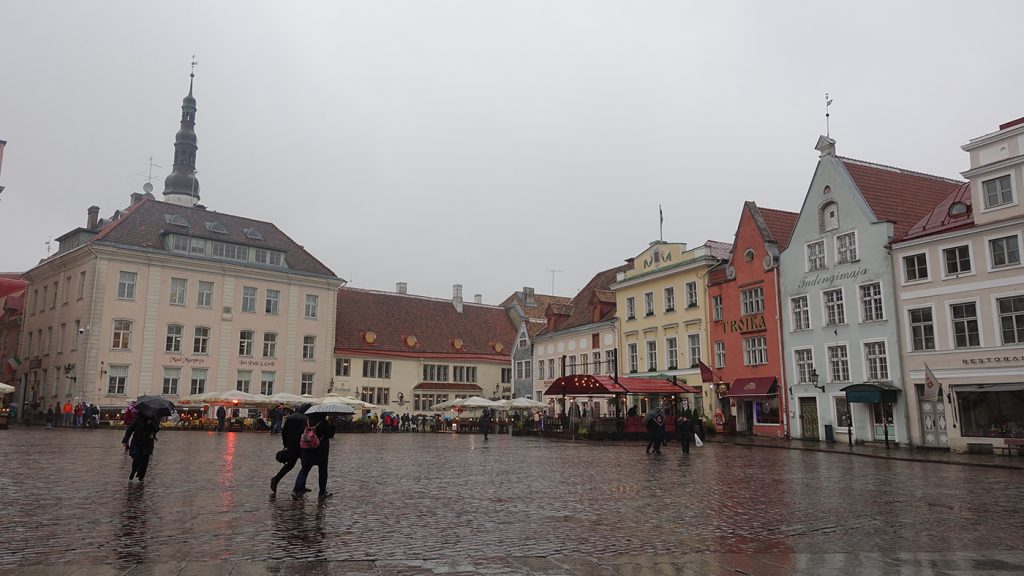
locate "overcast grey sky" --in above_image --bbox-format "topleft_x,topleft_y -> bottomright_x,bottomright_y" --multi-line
1,1 -> 1021,302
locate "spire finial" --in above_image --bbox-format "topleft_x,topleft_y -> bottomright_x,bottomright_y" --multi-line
825,93 -> 833,138
189,55 -> 198,95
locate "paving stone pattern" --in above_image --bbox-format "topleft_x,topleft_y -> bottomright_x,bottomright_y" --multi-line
0,428 -> 1022,574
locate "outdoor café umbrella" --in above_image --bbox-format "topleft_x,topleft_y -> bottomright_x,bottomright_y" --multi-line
203,389 -> 269,405
135,395 -> 176,419
459,396 -> 498,409
0,383 -> 14,395
304,401 -> 355,415
507,397 -> 547,410
269,392 -> 308,404
317,393 -> 378,410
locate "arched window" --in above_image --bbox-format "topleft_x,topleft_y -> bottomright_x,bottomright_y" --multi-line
820,201 -> 839,232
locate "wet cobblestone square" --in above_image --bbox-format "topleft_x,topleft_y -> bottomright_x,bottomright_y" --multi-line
1,428 -> 1022,572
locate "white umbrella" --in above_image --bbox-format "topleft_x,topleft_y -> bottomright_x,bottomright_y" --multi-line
317,394 -> 377,410
459,396 -> 498,408
0,383 -> 14,395
304,401 -> 355,415
429,397 -> 464,410
178,391 -> 218,404
205,389 -> 270,405
269,392 -> 309,404
507,397 -> 547,410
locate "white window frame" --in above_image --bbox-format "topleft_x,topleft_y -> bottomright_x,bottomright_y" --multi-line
986,231 -> 1023,271
265,289 -> 280,315
162,367 -> 180,396
112,319 -> 132,350
628,342 -> 638,373
687,333 -> 701,368
263,333 -> 277,358
117,271 -> 137,300
712,295 -> 723,321
835,230 -> 858,265
861,339 -> 889,382
644,292 -> 655,317
981,173 -> 1015,211
193,326 -> 210,355
302,335 -> 316,360
241,286 -> 257,313
169,278 -> 187,306
685,282 -> 698,308
165,324 -> 183,353
994,292 -> 1024,346
743,336 -> 768,366
901,251 -> 930,284
791,295 -> 810,331
665,336 -> 678,370
108,365 -> 128,395
826,343 -> 850,383
940,242 -> 975,279
646,340 -> 657,371
190,367 -> 207,395
948,298 -> 983,349
305,294 -> 319,319
239,330 -> 254,357
740,286 -> 765,316
236,370 -> 252,393
197,281 -> 214,308
822,288 -> 846,326
858,281 -> 884,323
906,305 -> 937,352
301,373 -> 315,396
626,297 -> 636,320
260,371 -> 275,396
806,240 -> 826,272
714,341 -> 726,369
793,348 -> 814,384
664,287 -> 675,312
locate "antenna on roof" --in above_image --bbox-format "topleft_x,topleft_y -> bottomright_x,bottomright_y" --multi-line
45,236 -> 52,255
547,268 -> 561,295
825,93 -> 833,138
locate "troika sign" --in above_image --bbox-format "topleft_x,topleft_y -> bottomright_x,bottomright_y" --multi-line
798,267 -> 869,289
723,314 -> 767,333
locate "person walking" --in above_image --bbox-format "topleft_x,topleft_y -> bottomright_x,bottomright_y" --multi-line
676,413 -> 694,454
271,403 -> 311,494
269,404 -> 284,435
122,413 -> 161,482
479,407 -> 493,440
216,405 -> 227,432
292,412 -> 335,500
644,406 -> 666,454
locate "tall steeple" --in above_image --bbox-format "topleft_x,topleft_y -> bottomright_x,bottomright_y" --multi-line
163,60 -> 201,206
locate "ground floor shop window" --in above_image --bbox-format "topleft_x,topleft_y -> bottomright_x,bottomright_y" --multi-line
754,397 -> 779,424
957,388 -> 1024,438
834,396 -> 851,428
872,402 -> 895,438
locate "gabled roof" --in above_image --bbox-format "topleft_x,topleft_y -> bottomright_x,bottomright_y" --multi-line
335,287 -> 516,361
898,182 -> 974,242
86,198 -> 337,278
500,291 -> 571,322
0,275 -> 27,299
839,157 -> 966,240
703,240 -> 733,260
755,205 -> 799,251
538,263 -> 631,336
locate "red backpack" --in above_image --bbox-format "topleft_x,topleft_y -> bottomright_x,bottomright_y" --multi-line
300,420 -> 320,449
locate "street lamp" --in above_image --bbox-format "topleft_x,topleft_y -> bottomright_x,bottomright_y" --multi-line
810,369 -> 826,393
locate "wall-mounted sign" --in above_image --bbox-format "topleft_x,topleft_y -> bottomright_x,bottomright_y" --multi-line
239,359 -> 276,368
962,356 -> 1024,365
798,267 -> 869,290
723,314 -> 767,333
168,355 -> 207,366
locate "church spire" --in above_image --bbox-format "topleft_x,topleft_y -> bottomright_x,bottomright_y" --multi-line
163,58 -> 200,206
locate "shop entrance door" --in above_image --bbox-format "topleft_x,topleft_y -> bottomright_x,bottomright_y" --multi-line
920,396 -> 949,448
799,397 -> 819,440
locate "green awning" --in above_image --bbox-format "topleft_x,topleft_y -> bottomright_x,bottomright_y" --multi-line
841,383 -> 901,404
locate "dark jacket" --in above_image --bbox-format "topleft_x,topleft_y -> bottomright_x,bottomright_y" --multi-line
216,406 -> 226,421
676,417 -> 694,439
300,415 -> 335,465
122,416 -> 160,456
281,411 -> 308,458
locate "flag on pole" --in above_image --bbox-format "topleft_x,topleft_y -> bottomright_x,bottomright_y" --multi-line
7,353 -> 22,370
659,204 -> 663,226
698,360 -> 721,383
923,363 -> 941,402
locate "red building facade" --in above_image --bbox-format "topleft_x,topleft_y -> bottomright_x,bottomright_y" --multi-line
706,202 -> 797,438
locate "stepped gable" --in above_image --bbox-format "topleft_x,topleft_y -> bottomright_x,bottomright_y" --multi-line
839,157 -> 966,239
335,287 -> 516,359
899,182 -> 974,242
91,198 -> 335,277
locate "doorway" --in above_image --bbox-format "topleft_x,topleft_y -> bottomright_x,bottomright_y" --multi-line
799,396 -> 820,440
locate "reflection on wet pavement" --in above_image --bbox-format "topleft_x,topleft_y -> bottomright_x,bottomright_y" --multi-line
0,428 -> 1022,568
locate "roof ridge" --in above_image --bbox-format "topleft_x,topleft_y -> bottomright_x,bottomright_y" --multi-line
757,206 -> 799,217
338,286 -> 504,309
838,156 -> 964,185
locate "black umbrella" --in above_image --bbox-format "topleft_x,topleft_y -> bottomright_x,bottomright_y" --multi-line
642,406 -> 664,426
135,395 -> 175,419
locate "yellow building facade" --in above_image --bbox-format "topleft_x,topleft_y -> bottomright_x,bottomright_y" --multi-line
611,240 -> 730,418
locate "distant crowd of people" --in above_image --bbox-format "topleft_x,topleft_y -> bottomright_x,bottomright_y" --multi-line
9,400 -> 103,428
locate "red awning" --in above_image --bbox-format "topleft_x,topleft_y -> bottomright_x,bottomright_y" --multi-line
726,376 -> 778,398
544,374 -> 698,396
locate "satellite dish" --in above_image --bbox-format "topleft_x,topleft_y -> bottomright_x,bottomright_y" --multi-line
142,182 -> 154,193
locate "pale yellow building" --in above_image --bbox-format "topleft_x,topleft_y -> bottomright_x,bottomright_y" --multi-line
610,240 -> 730,417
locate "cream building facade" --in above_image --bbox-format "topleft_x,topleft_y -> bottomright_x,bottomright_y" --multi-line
893,117 -> 1024,452
610,240 -> 730,418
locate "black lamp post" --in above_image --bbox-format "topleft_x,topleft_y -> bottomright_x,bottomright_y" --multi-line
810,369 -> 825,393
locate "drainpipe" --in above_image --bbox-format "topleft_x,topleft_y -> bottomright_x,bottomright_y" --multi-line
773,267 -> 790,439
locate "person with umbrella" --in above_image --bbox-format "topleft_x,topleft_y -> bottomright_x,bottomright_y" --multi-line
122,396 -> 173,482
676,412 -> 694,454
271,402 -> 311,494
479,406 -> 494,440
292,407 -> 337,500
643,404 -> 666,455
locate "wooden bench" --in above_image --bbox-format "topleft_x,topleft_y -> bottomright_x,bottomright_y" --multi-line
996,438 -> 1024,456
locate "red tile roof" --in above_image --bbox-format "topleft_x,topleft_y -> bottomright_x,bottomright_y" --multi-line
839,157 -> 965,240
898,182 -> 974,242
335,287 -> 517,361
703,240 -> 733,260
538,263 -> 631,335
0,276 -> 27,299
756,206 -> 799,251
499,292 -> 571,322
90,198 -> 337,277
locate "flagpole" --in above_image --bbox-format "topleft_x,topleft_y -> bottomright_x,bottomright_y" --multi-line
659,204 -> 663,242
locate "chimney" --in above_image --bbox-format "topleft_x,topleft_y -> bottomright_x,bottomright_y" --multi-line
396,282 -> 407,294
87,206 -> 100,230
474,294 -> 483,304
452,284 -> 463,313
523,286 -> 536,306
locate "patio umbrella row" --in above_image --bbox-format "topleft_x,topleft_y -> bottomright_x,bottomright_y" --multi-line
429,396 -> 547,411
176,390 -> 378,410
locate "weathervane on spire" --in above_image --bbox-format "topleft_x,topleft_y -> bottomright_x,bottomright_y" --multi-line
825,93 -> 833,138
190,55 -> 198,77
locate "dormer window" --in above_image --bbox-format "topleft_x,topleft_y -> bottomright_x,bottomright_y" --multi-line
165,214 -> 190,227
820,201 -> 839,232
205,222 -> 228,234
982,175 -> 1013,209
244,228 -> 264,240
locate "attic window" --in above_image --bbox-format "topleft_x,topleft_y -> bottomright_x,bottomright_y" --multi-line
948,202 -> 970,219
244,228 -> 264,240
823,185 -> 832,194
206,222 -> 228,234
744,249 -> 755,262
820,201 -> 839,232
165,214 -> 190,227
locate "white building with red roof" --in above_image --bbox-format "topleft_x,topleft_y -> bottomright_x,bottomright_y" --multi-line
780,136 -> 963,446
892,117 -> 1024,452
